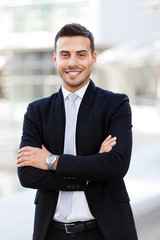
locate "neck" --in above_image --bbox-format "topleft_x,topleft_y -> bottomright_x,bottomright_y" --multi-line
62,80 -> 90,93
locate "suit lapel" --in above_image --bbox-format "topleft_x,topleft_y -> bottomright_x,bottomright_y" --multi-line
53,87 -> 65,155
76,80 -> 96,155
53,80 -> 96,156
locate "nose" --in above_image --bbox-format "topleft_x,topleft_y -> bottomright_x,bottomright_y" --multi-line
68,55 -> 78,68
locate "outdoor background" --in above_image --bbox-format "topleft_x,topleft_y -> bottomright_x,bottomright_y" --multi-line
0,0 -> 160,239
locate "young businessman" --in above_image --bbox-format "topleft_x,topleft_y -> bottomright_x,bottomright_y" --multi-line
17,23 -> 138,240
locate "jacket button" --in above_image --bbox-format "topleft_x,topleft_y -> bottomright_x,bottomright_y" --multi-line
67,185 -> 71,189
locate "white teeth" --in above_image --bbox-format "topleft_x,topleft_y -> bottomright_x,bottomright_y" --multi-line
68,72 -> 80,75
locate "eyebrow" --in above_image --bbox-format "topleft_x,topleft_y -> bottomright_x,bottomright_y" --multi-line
59,50 -> 88,54
77,50 -> 88,53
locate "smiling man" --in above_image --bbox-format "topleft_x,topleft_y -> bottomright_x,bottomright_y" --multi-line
53,35 -> 96,92
17,24 -> 138,240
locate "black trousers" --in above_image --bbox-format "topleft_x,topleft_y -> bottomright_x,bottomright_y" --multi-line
46,223 -> 105,240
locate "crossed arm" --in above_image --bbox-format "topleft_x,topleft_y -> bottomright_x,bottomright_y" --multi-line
17,135 -> 117,171
17,94 -> 132,190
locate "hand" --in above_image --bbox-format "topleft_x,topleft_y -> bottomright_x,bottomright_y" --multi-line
99,135 -> 117,153
17,145 -> 51,170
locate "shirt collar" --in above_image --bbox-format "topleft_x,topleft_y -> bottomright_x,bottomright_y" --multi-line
61,80 -> 90,100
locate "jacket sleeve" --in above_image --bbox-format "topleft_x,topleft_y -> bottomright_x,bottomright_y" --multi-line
17,103 -> 87,191
56,94 -> 133,182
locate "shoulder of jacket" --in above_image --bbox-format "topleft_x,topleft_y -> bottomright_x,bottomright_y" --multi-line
29,92 -> 58,108
95,86 -> 129,101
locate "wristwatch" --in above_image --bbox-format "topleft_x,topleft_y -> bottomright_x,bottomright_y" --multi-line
46,155 -> 57,170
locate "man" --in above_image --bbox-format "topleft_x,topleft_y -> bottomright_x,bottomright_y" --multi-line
17,23 -> 138,240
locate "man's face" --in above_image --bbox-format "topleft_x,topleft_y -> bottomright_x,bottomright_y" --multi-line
53,36 -> 97,92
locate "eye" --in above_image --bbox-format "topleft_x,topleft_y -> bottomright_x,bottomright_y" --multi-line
62,54 -> 69,57
78,53 -> 85,58
59,52 -> 70,58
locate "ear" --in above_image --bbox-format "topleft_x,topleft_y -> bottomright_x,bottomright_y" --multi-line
53,52 -> 57,66
92,51 -> 97,65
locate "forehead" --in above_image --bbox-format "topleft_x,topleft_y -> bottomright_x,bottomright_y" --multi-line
56,36 -> 91,53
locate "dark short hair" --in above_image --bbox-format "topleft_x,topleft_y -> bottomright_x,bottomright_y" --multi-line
54,23 -> 95,54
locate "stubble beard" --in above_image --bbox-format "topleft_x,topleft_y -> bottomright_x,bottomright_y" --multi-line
62,71 -> 91,89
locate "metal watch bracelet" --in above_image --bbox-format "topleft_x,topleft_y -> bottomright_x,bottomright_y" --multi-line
46,155 -> 57,170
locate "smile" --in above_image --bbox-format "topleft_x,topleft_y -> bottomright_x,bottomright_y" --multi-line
65,71 -> 82,77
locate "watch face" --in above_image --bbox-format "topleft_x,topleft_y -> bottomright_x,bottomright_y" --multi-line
49,155 -> 56,163
47,155 -> 57,170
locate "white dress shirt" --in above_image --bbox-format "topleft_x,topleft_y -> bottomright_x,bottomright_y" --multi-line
54,81 -> 94,223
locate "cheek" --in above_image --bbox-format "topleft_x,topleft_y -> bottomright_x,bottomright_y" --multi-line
56,62 -> 64,71
85,62 -> 93,70
57,59 -> 68,69
80,59 -> 92,68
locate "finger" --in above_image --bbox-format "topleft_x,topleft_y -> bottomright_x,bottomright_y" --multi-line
105,146 -> 112,152
104,135 -> 112,142
17,156 -> 31,164
103,140 -> 117,151
19,146 -> 33,153
107,140 -> 116,148
105,137 -> 117,145
17,154 -> 21,160
102,137 -> 116,148
17,151 -> 31,159
110,140 -> 117,145
109,136 -> 117,142
17,161 -> 31,167
101,136 -> 111,145
103,135 -> 116,143
42,144 -> 47,150
104,143 -> 115,151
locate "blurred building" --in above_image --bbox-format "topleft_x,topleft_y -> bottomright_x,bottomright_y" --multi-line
97,33 -> 160,104
0,0 -> 160,102
0,0 -> 103,102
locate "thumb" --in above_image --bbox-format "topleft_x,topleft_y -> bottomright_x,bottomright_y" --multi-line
42,144 -> 47,150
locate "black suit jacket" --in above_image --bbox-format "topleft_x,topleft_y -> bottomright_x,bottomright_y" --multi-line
18,80 -> 138,240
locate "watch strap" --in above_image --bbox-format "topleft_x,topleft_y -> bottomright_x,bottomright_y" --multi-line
46,155 -> 57,170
